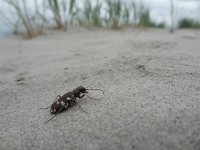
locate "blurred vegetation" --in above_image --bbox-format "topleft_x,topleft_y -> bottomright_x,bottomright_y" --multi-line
77,0 -> 102,27
48,0 -> 77,30
178,18 -> 200,29
137,5 -> 149,26
3,0 -> 192,38
48,0 -> 63,29
105,0 -> 123,29
2,0 -> 45,38
137,5 -> 153,27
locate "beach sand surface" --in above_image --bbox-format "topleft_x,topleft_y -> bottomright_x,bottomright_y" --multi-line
0,28 -> 200,150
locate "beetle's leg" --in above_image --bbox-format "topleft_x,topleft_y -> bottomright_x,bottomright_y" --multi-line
39,106 -> 50,110
68,97 -> 87,114
78,94 -> 85,99
69,99 -> 76,107
86,88 -> 105,95
77,104 -> 88,114
44,114 -> 57,124
44,105 -> 65,124
85,94 -> 101,101
40,95 -> 61,109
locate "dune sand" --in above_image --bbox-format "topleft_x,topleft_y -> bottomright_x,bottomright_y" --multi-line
0,28 -> 200,150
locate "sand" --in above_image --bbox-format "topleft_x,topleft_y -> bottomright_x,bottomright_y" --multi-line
0,27 -> 200,150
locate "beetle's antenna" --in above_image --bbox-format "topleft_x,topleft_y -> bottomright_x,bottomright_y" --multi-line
86,88 -> 105,95
85,94 -> 101,101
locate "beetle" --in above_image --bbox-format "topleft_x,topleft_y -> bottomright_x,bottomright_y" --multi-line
41,86 -> 104,123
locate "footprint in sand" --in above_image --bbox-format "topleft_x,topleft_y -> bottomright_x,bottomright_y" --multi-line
16,77 -> 25,82
15,72 -> 29,85
15,77 -> 25,85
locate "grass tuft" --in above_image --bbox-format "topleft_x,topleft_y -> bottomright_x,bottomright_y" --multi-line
76,0 -> 102,27
178,18 -> 200,29
105,0 -> 122,29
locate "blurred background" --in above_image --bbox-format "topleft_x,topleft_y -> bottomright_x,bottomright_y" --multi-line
1,1 -> 200,150
0,0 -> 199,38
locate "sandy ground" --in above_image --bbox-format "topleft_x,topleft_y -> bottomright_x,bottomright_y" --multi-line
0,28 -> 200,150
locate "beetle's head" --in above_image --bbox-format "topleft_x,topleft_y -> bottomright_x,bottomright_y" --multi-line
77,86 -> 88,93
